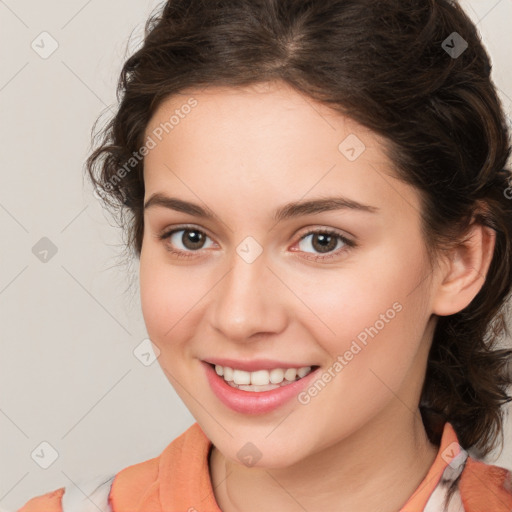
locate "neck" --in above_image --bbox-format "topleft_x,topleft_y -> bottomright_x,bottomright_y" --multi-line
209,408 -> 439,512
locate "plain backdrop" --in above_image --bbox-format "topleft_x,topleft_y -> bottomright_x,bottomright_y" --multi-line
0,0 -> 511,509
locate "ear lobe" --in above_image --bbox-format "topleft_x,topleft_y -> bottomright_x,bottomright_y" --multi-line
431,223 -> 496,317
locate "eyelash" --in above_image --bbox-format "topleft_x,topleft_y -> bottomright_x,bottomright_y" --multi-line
157,225 -> 357,262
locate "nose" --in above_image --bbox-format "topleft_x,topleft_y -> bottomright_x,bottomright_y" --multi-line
209,246 -> 288,343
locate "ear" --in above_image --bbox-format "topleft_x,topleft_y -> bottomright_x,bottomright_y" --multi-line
432,223 -> 496,316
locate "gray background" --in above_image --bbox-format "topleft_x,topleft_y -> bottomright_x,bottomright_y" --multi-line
1,0 -> 511,509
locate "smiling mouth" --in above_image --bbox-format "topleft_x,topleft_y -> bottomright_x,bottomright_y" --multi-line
206,362 -> 321,392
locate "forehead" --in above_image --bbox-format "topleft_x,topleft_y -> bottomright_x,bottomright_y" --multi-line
144,81 -> 372,150
141,81 -> 420,219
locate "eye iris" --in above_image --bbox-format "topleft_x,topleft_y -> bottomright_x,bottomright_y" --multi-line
312,233 -> 337,253
182,229 -> 205,250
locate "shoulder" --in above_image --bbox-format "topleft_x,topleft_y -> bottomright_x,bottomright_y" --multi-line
107,453 -> 160,511
16,473 -> 116,512
460,456 -> 512,511
16,423 -> 214,511
16,487 -> 64,512
16,448 -> 164,512
17,475 -> 116,512
109,423 -> 204,510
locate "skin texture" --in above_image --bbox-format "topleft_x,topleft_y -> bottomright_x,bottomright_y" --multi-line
139,80 -> 496,512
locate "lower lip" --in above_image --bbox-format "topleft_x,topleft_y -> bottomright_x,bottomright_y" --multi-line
202,361 -> 320,414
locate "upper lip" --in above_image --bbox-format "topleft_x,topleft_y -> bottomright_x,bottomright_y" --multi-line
203,357 -> 318,372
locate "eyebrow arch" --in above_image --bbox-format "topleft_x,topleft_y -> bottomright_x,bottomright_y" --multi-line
143,193 -> 379,222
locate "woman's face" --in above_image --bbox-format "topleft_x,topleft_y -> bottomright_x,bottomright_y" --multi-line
139,81 -> 438,467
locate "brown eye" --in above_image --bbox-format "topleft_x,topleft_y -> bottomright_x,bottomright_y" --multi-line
158,225 -> 355,262
177,229 -> 206,250
296,229 -> 355,261
304,232 -> 339,253
160,226 -> 215,256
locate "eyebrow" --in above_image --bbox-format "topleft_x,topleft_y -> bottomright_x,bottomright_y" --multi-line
144,193 -> 379,222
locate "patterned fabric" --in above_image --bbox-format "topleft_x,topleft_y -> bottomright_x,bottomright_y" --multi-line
423,448 -> 468,512
60,474 -> 115,512
16,422 -> 512,512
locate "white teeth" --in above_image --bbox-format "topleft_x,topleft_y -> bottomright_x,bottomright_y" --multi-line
223,366 -> 234,381
233,369 -> 251,385
228,381 -> 284,392
212,364 -> 314,386
284,368 -> 297,381
297,367 -> 311,378
269,368 -> 284,384
251,370 -> 270,386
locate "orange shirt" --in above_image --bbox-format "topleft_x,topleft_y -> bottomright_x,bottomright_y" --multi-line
17,421 -> 512,511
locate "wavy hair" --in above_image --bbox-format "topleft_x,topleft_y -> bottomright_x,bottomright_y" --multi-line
86,0 -> 512,465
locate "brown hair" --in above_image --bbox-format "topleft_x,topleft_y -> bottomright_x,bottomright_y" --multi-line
86,0 -> 512,461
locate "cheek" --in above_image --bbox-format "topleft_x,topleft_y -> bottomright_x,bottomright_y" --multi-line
139,251 -> 213,358
139,251 -> 188,343
139,257 -> 167,338
298,242 -> 430,376
290,261 -> 429,438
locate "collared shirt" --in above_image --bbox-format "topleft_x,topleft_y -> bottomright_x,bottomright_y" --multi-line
17,421 -> 512,512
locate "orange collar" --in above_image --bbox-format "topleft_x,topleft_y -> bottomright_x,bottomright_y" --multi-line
109,421 -> 512,512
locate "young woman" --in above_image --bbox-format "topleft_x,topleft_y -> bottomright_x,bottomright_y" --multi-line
18,0 -> 512,511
